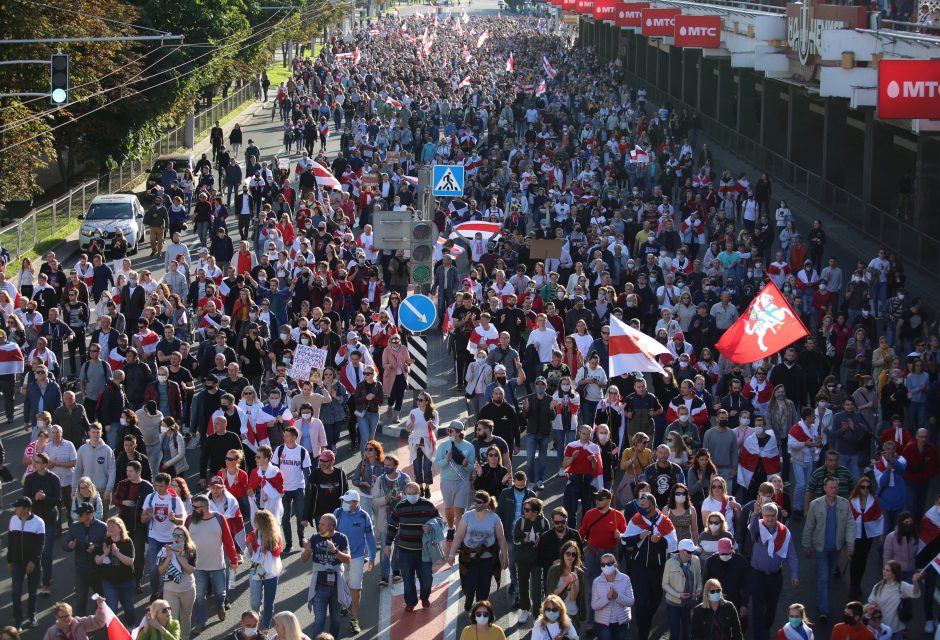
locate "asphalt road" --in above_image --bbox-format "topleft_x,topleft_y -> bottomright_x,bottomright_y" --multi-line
0,2 -> 928,639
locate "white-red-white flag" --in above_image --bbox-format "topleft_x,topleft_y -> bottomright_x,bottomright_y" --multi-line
506,52 -> 515,73
450,221 -> 502,243
353,47 -> 361,65
542,56 -> 557,80
95,595 -> 147,640
535,80 -> 546,96
0,342 -> 24,376
385,97 -> 403,110
608,314 -> 670,377
312,161 -> 342,191
457,75 -> 471,89
476,30 -> 489,48
462,47 -> 472,63
630,145 -> 650,164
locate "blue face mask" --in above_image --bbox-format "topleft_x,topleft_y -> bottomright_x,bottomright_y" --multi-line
384,467 -> 395,475
545,611 -> 560,622
788,617 -> 802,629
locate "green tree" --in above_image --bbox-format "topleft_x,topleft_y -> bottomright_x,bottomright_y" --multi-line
0,100 -> 56,204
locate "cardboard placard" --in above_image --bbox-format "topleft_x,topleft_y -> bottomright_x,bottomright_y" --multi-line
529,239 -> 564,259
385,151 -> 401,166
361,173 -> 379,187
289,345 -> 329,381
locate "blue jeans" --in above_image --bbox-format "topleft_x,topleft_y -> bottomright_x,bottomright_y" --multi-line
840,452 -> 864,484
281,488 -> 305,549
398,548 -> 432,606
815,549 -> 840,615
380,542 -> 400,580
563,475 -> 595,528
10,562 -> 39,624
596,621 -> 629,640
909,401 -> 927,429
666,603 -> 692,640
40,517 -> 55,586
193,568 -> 226,628
102,579 -> 138,626
579,399 -> 599,427
106,421 -> 122,450
357,411 -> 380,456
312,583 -> 341,638
249,575 -> 279,629
146,537 -> 164,597
525,433 -> 551,484
324,420 -> 344,451
552,429 -> 577,474
791,459 -> 813,514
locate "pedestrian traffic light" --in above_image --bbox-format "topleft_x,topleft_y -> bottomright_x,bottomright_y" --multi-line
410,220 -> 435,285
50,53 -> 69,105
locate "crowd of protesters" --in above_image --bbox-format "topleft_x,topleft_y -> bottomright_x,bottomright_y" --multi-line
4,8 -> 940,640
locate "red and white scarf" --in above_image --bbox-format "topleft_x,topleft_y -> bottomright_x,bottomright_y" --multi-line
237,401 -> 272,453
624,512 -> 677,552
758,521 -> 791,559
737,434 -> 781,488
850,497 -> 884,539
873,455 -> 906,487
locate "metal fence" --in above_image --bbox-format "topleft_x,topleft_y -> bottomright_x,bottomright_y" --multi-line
1,82 -> 256,262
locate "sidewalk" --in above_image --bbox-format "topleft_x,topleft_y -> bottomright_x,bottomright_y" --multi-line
701,133 -> 931,303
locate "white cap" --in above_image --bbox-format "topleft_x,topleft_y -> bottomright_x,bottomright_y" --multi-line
677,539 -> 698,553
341,490 -> 361,502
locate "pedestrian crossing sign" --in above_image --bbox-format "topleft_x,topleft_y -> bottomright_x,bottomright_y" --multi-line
432,164 -> 465,197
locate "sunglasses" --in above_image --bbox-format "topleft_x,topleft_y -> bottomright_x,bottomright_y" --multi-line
523,508 -> 535,513
709,589 -> 721,595
161,607 -> 172,614
544,608 -> 559,613
172,533 -> 185,539
225,457 -> 238,462
553,520 -> 566,525
601,561 -> 616,567
365,447 -> 376,452
564,551 -> 577,557
674,493 -> 687,497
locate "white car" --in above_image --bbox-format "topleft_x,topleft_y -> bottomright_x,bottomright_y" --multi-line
79,194 -> 146,255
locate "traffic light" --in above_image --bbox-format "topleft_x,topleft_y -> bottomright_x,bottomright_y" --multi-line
410,220 -> 435,285
50,53 -> 69,105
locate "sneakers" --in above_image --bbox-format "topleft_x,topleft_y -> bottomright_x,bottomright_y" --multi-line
340,604 -> 349,617
519,611 -> 530,624
927,621 -> 936,634
422,599 -> 431,608
21,619 -> 37,630
217,607 -> 226,622
536,481 -> 545,491
405,605 -> 416,613
446,528 -> 455,541
39,585 -> 51,596
379,578 -> 389,587
393,573 -> 403,584
349,618 -> 361,633
191,626 -> 204,637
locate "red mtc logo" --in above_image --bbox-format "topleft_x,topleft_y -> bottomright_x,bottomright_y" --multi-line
674,15 -> 722,47
594,0 -> 617,20
878,59 -> 940,120
615,2 -> 649,27
641,8 -> 680,36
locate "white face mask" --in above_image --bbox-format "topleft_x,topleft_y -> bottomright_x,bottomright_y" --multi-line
755,427 -> 765,435
597,433 -> 609,443
160,426 -> 169,434
678,414 -> 689,423
242,628 -> 258,637
739,418 -> 750,426
301,413 -> 312,420
119,418 -> 127,426
718,553 -> 732,562
709,523 -> 720,533
405,494 -> 419,504
675,494 -> 686,504
157,375 -> 168,383
560,385 -> 571,393
601,564 -> 617,576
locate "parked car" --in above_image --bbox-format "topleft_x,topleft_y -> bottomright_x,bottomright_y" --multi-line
146,153 -> 195,192
78,194 -> 146,254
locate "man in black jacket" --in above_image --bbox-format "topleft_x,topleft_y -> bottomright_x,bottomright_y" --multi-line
200,415 -> 243,488
478,386 -> 520,460
120,274 -> 147,331
114,435 -> 152,485
8,497 -> 45,629
302,449 -> 348,532
523,377 -> 554,490
622,492 -> 672,640
769,347 -> 808,409
122,348 -> 153,409
22,455 -> 60,597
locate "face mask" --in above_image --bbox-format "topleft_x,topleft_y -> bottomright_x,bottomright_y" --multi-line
249,313 -> 257,320
718,419 -> 728,428
755,427 -> 765,435
476,355 -> 485,362
739,417 -> 750,426
119,418 -> 127,426
675,494 -> 686,504
601,565 -> 616,576
384,467 -> 395,475
818,401 -> 828,409
475,614 -> 490,624
243,628 -> 258,637
281,333 -> 289,340
788,617 -> 802,629
160,426 -> 169,434
405,494 -> 419,504
679,361 -> 689,368
157,375 -> 168,383
597,433 -> 609,443
536,386 -> 546,395
708,592 -> 722,602
719,553 -> 732,562
301,412 -> 312,421
301,339 -> 310,345
129,280 -> 138,287
545,611 -> 560,622
560,385 -> 571,393
341,502 -> 352,512
678,414 -> 689,423
709,524 -> 720,533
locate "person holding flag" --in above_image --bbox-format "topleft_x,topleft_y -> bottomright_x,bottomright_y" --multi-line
737,422 -> 782,502
716,280 -> 809,366
622,492 -> 677,640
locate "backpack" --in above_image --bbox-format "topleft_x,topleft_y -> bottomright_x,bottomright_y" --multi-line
273,444 -> 308,466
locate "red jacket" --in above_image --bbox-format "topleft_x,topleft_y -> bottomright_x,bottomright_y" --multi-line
902,441 -> 940,485
143,380 -> 183,420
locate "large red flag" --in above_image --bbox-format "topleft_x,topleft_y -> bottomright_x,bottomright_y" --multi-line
716,280 -> 809,364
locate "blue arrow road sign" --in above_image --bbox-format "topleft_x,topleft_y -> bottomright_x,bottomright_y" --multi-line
432,164 -> 465,197
398,294 -> 437,333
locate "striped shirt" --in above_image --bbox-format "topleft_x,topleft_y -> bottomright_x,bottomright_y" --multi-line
386,498 -> 439,552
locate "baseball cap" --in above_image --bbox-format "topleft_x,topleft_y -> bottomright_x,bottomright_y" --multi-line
494,364 -> 507,373
535,376 -> 547,384
717,538 -> 733,554
319,450 -> 336,463
210,476 -> 224,486
447,420 -> 465,432
76,503 -> 94,515
594,488 -> 612,500
12,497 -> 32,509
677,539 -> 698,553
346,331 -> 359,340
341,490 -> 361,502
